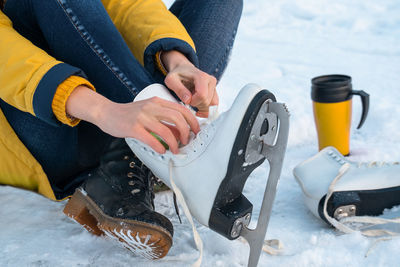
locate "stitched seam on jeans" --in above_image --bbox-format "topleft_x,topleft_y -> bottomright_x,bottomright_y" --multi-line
55,0 -> 138,97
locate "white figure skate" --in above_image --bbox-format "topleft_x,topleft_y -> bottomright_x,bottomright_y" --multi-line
126,83 -> 289,266
294,147 -> 400,226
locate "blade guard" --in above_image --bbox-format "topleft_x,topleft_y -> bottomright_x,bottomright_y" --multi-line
241,102 -> 290,267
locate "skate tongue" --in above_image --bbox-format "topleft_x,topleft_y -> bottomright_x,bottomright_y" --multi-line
196,105 -> 219,128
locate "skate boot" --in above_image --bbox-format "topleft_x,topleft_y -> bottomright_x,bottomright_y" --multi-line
126,83 -> 290,266
293,146 -> 400,235
63,139 -> 173,259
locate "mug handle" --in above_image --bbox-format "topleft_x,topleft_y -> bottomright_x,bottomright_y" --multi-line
351,90 -> 370,129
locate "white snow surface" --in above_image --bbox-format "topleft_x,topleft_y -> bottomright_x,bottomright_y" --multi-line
1,0 -> 400,266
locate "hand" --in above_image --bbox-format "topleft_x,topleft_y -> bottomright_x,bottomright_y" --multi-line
66,86 -> 200,154
161,50 -> 218,118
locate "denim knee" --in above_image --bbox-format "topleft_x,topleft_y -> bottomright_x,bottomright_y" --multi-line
170,0 -> 243,80
222,0 -> 243,23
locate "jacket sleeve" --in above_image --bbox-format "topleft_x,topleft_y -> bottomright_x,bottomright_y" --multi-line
102,0 -> 198,79
0,11 -> 88,127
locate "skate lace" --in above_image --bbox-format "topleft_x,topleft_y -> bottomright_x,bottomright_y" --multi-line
185,106 -> 219,154
163,108 -> 220,266
323,163 -> 400,256
169,159 -> 203,267
166,109 -> 220,231
167,106 -> 285,265
357,161 -> 400,168
168,151 -> 282,267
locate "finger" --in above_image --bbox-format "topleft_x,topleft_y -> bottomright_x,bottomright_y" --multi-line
155,108 -> 190,145
155,98 -> 200,133
164,73 -> 192,104
191,74 -> 210,110
131,127 -> 166,154
196,111 -> 209,118
145,120 -> 180,154
210,89 -> 219,106
209,77 -> 219,106
196,77 -> 217,118
162,123 -> 181,140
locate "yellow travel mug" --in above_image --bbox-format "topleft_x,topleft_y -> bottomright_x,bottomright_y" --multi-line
311,75 -> 369,156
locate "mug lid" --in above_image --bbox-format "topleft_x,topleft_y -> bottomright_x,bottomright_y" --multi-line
311,74 -> 353,103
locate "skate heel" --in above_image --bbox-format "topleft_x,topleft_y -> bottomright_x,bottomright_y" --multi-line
209,194 -> 253,240
209,89 -> 277,240
63,189 -> 103,236
320,187 -> 400,223
209,91 -> 289,266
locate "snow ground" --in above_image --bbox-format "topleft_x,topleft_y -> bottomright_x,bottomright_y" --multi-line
1,0 -> 400,266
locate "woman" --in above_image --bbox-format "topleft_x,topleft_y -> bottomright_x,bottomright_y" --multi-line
0,0 -> 243,258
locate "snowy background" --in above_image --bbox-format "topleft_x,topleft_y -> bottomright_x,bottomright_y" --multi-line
1,0 -> 400,266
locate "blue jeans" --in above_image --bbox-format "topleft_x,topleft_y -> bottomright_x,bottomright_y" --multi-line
1,0 -> 242,199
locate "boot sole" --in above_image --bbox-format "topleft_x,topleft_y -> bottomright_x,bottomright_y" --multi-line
63,189 -> 172,259
209,89 -> 276,240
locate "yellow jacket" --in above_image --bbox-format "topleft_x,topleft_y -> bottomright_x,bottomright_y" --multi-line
0,0 -> 196,200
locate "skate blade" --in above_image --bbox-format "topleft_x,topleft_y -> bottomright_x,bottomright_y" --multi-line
240,102 -> 289,267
